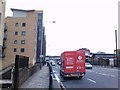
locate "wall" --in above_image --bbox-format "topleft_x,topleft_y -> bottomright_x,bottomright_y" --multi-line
14,63 -> 40,87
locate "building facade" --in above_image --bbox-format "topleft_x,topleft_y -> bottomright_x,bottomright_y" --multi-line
114,49 -> 120,67
92,53 -> 115,66
118,49 -> 120,66
0,0 -> 6,46
2,9 -> 46,69
0,0 -> 6,69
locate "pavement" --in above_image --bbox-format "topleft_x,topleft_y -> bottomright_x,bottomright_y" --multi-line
19,64 -> 49,89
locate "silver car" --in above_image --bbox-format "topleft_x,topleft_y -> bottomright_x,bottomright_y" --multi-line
85,62 -> 92,69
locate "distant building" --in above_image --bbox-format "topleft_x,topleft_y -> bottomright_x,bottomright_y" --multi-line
97,51 -> 105,54
2,8 -> 46,69
92,53 -> 115,66
114,49 -> 120,67
118,49 -> 120,66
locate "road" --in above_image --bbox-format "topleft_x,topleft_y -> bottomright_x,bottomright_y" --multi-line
51,60 -> 119,89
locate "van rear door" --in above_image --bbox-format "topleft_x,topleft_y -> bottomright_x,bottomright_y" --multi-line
76,50 -> 86,73
64,51 -> 76,73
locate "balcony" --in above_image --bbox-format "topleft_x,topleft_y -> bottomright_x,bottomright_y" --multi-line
3,35 -> 7,40
0,53 -> 5,58
2,54 -> 5,58
2,45 -> 6,49
4,26 -> 8,32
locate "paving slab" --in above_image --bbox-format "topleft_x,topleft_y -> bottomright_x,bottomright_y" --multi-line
19,64 -> 49,89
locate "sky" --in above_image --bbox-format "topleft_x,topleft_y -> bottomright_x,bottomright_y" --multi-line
5,0 -> 119,56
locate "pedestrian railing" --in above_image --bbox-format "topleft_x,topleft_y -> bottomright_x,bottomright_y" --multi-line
47,62 -> 54,90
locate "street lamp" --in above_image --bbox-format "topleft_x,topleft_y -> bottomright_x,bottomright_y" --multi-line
44,21 -> 56,23
115,30 -> 118,66
40,21 -> 56,66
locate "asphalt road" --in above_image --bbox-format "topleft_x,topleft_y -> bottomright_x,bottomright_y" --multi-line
51,60 -> 119,89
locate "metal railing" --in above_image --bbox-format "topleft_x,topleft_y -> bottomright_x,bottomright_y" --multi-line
47,62 -> 53,90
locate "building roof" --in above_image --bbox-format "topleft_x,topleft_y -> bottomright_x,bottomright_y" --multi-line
11,8 -> 35,12
92,53 -> 114,55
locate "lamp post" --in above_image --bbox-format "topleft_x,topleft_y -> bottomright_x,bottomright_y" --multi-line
44,21 -> 56,23
40,21 -> 56,66
115,30 -> 118,67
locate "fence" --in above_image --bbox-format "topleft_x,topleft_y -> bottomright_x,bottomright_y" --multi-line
47,62 -> 53,90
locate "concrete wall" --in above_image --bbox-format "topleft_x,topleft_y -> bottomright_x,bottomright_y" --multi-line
17,64 -> 40,87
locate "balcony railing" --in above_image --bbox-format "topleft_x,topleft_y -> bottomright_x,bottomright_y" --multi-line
2,54 -> 5,58
3,34 -> 7,40
4,26 -> 8,32
2,45 -> 6,49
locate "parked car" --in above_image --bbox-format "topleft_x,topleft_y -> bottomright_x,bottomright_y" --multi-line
51,62 -> 56,66
57,61 -> 61,65
85,62 -> 92,69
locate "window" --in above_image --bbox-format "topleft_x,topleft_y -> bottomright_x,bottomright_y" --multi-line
14,40 -> 17,44
15,32 -> 18,35
22,23 -> 26,27
15,23 -> 19,27
21,40 -> 25,44
13,48 -> 17,52
21,31 -> 26,36
21,48 -> 25,53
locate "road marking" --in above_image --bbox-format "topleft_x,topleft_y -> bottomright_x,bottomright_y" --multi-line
87,78 -> 96,83
98,73 -> 116,78
87,70 -> 116,78
53,70 -> 60,83
60,82 -> 66,90
54,74 -> 60,83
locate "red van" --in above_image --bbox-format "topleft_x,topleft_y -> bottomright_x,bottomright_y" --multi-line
60,50 -> 86,79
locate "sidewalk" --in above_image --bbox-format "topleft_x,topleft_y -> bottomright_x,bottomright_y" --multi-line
19,64 -> 49,89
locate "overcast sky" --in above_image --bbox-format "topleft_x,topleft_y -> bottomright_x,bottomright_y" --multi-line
6,0 -> 119,56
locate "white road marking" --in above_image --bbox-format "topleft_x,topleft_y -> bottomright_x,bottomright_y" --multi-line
54,74 -> 60,83
98,73 -> 116,77
60,82 -> 66,90
87,70 -> 116,78
53,70 -> 60,83
87,78 -> 96,83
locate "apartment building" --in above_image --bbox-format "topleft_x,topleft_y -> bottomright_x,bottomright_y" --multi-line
0,0 -> 6,69
2,8 -> 46,69
0,0 -> 5,46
